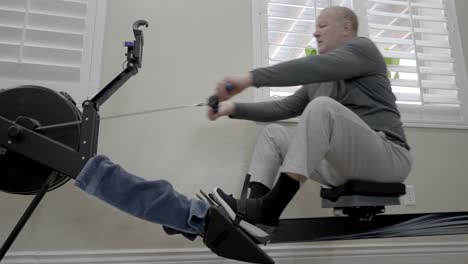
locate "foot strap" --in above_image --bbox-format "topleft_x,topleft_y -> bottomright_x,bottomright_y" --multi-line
234,174 -> 250,226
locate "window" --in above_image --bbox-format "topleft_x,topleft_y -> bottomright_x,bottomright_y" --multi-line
0,0 -> 106,105
252,0 -> 468,128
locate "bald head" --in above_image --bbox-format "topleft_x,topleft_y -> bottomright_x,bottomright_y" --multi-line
314,6 -> 359,54
322,6 -> 359,37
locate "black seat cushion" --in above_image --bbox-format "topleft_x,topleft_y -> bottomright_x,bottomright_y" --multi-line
320,181 -> 406,202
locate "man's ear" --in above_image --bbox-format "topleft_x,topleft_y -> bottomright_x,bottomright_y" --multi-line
343,20 -> 353,37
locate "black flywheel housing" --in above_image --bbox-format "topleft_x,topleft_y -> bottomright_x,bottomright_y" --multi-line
0,86 -> 82,195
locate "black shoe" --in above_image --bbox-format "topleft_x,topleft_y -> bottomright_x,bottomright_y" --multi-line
197,190 -> 219,206
212,187 -> 277,239
162,226 -> 199,241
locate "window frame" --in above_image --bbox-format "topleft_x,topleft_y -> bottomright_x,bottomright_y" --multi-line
82,0 -> 107,101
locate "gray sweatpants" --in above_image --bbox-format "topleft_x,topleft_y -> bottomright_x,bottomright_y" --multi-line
248,97 -> 412,188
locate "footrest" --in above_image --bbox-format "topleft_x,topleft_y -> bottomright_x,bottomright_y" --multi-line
203,206 -> 274,264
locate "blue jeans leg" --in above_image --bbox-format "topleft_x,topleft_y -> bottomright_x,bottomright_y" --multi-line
74,155 -> 210,235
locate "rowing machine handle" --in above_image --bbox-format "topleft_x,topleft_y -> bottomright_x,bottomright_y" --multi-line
207,83 -> 235,113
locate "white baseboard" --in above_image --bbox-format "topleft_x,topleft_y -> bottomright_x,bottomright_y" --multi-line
3,242 -> 468,264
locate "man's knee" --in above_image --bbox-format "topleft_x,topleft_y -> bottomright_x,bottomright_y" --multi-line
260,124 -> 284,142
256,124 -> 292,155
303,97 -> 340,119
306,97 -> 339,111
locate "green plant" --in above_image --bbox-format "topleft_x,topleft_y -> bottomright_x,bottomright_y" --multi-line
305,46 -> 317,56
384,49 -> 400,79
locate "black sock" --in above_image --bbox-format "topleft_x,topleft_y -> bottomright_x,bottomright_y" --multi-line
215,173 -> 299,226
216,188 -> 277,226
260,173 -> 300,221
248,180 -> 270,199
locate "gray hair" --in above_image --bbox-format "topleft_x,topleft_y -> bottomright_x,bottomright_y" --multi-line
323,6 -> 359,36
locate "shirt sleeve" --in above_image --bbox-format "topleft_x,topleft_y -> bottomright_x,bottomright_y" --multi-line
231,86 -> 310,122
250,37 -> 385,87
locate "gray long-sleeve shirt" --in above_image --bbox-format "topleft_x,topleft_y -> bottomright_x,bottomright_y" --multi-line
232,37 -> 409,150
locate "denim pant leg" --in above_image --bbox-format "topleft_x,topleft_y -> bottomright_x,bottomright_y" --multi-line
74,155 -> 210,234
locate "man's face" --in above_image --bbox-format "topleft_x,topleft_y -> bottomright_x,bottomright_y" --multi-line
314,10 -> 349,54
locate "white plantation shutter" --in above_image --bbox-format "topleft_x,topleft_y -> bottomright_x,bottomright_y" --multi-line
368,0 -> 467,126
0,0 -> 106,105
253,0 -> 468,127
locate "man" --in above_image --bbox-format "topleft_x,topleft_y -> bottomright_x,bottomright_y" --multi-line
208,6 -> 412,236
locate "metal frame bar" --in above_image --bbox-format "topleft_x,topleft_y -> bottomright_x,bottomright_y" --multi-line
0,116 -> 85,179
0,174 -> 57,261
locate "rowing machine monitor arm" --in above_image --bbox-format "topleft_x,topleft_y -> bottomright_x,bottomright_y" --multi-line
0,21 -> 149,180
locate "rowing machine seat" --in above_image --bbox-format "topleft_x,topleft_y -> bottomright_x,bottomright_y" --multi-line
321,181 -> 406,222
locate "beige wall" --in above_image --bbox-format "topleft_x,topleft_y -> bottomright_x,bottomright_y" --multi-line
1,0 -> 468,254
